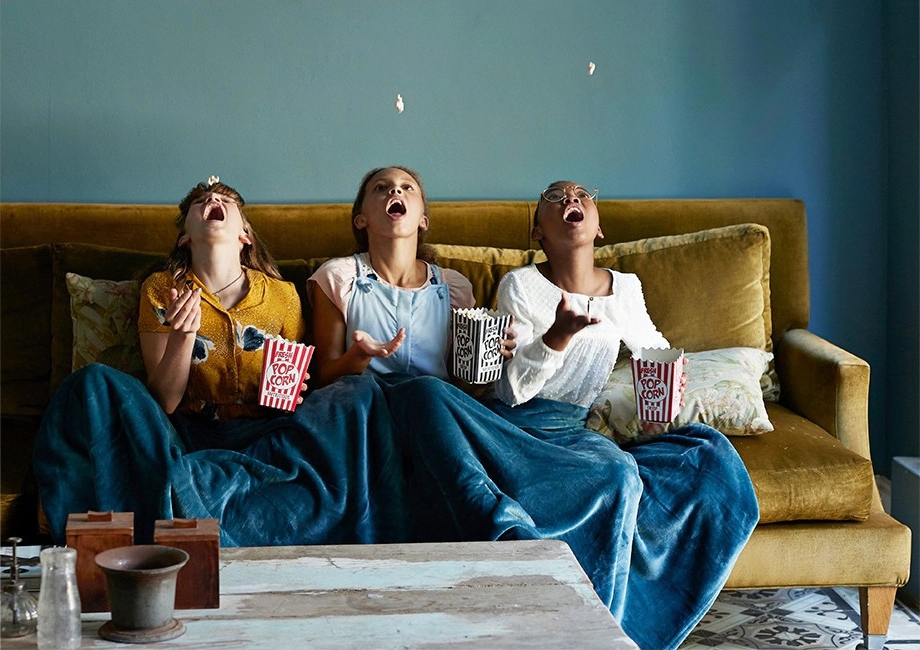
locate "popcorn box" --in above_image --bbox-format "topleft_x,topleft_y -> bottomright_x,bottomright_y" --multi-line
451,308 -> 512,384
630,347 -> 684,423
259,336 -> 313,411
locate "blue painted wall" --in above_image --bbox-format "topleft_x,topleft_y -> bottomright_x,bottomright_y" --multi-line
2,0 -> 917,474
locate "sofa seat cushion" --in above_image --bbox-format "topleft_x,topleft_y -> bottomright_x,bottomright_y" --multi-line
731,403 -> 874,523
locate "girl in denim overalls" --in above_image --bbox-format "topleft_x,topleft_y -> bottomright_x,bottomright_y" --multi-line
309,166 -> 490,384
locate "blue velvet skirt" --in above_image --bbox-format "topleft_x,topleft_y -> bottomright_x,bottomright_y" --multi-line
34,365 -> 758,650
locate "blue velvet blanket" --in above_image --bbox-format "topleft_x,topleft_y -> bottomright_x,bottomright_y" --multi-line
34,364 -> 757,650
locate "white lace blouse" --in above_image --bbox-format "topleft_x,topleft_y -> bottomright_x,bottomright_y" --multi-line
495,265 -> 669,407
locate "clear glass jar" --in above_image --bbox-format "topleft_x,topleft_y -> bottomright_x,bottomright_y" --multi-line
37,547 -> 81,650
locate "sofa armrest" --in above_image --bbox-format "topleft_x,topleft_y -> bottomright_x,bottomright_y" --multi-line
774,328 -> 871,461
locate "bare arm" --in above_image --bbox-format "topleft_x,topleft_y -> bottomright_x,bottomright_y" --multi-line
140,287 -> 201,414
309,282 -> 405,387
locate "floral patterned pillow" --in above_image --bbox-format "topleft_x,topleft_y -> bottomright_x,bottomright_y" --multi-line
585,347 -> 774,444
66,273 -> 144,378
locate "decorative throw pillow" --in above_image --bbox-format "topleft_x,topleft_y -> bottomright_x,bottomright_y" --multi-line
585,347 -> 774,444
65,272 -> 144,378
594,223 -> 773,354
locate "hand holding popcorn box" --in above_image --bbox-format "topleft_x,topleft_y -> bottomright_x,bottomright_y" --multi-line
259,336 -> 314,411
630,347 -> 684,423
451,308 -> 512,384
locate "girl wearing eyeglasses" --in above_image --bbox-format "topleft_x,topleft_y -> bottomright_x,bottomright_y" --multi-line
490,181 -> 759,650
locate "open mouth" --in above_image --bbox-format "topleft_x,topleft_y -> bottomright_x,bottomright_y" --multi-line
563,205 -> 585,224
204,204 -> 226,221
386,198 -> 407,217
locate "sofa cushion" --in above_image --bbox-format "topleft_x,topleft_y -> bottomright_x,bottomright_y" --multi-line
731,403 -> 875,523
586,347 -> 774,444
596,223 -> 773,353
0,245 -> 54,415
430,245 -> 536,310
50,244 -> 162,395
66,273 -> 144,378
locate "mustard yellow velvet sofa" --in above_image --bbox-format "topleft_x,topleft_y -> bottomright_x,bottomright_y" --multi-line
0,199 -> 911,647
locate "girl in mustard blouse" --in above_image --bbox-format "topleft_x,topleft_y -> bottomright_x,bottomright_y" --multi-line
138,180 -> 305,421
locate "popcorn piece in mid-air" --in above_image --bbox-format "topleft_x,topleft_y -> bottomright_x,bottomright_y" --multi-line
588,61 -> 596,76
395,94 -> 405,114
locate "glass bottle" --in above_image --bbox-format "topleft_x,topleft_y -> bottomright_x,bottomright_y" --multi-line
37,546 -> 81,650
1,537 -> 39,637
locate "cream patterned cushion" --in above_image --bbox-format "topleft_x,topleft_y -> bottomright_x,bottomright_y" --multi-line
65,272 -> 144,378
586,347 -> 774,444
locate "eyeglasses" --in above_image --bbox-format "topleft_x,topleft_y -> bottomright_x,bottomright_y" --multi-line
540,185 -> 598,203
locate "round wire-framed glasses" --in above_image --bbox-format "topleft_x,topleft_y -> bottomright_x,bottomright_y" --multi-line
540,185 -> 598,202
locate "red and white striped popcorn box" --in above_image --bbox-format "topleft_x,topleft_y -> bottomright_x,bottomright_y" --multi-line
258,336 -> 314,412
630,347 -> 684,423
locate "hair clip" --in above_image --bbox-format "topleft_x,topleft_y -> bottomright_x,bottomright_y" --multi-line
207,175 -> 220,187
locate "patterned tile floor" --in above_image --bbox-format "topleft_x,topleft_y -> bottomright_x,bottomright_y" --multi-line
681,587 -> 919,649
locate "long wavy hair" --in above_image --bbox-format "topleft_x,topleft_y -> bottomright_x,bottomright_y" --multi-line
351,166 -> 435,263
163,180 -> 282,282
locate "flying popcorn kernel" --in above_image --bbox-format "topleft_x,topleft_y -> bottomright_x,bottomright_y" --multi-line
395,94 -> 405,114
588,61 -> 596,76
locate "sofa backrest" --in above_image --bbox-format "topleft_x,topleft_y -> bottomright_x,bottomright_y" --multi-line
0,199 -> 807,416
0,197 -> 808,337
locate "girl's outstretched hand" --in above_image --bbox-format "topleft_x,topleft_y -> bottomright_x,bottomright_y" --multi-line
542,293 -> 600,351
352,328 -> 406,359
500,315 -> 517,359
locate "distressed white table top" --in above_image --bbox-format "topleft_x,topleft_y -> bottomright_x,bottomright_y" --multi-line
6,539 -> 638,649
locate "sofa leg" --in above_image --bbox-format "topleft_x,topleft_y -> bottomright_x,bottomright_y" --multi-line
857,586 -> 895,650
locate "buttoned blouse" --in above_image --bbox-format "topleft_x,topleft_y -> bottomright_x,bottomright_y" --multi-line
138,269 -> 306,419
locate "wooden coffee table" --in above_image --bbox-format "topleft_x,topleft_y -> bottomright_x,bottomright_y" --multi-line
6,539 -> 638,649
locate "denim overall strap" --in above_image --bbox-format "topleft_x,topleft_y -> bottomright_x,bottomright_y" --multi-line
346,254 -> 450,379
